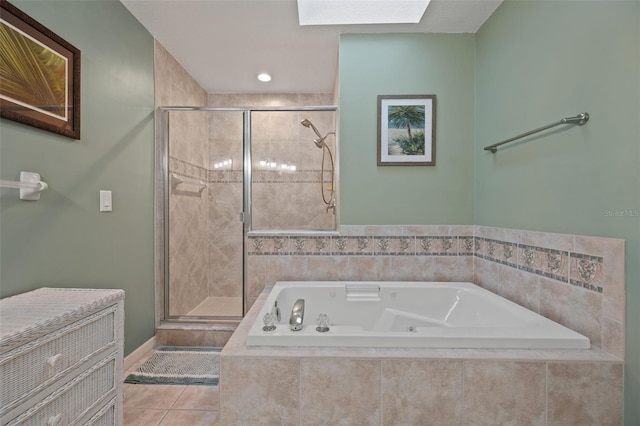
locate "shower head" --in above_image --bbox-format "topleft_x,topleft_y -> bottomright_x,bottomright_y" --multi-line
301,119 -> 325,148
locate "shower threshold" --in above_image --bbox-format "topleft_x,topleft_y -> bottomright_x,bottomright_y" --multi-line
187,297 -> 243,317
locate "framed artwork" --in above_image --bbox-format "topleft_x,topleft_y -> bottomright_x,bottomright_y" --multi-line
377,95 -> 436,166
0,0 -> 81,139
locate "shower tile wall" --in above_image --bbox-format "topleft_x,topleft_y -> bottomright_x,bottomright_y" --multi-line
209,93 -> 336,230
207,93 -> 336,301
155,41 -> 210,316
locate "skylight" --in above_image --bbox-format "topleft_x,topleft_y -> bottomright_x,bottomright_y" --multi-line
297,0 -> 432,26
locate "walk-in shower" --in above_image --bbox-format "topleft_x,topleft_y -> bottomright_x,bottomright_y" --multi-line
158,105 -> 338,323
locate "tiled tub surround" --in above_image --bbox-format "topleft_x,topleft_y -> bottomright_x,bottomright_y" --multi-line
220,289 -> 623,425
236,227 -> 624,423
473,226 -> 625,360
244,226 -> 472,341
246,225 -> 625,359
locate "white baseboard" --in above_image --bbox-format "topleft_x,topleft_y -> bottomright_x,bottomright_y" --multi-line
123,336 -> 156,375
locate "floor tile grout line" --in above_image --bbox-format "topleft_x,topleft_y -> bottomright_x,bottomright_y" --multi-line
156,409 -> 170,426
166,408 -> 220,412
168,385 -> 189,410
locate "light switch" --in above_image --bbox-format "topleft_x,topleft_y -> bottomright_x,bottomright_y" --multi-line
100,190 -> 112,212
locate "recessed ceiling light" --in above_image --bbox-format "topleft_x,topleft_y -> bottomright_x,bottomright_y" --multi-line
257,73 -> 272,82
297,0 -> 431,26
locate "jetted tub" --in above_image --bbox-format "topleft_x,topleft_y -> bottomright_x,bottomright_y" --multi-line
246,281 -> 590,349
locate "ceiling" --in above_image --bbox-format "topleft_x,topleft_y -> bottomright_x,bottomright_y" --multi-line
120,0 -> 502,94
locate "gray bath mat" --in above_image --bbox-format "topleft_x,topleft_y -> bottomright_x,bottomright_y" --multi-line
124,346 -> 221,386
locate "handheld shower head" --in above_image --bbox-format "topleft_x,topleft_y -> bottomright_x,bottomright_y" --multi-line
301,119 -> 324,148
301,117 -> 336,212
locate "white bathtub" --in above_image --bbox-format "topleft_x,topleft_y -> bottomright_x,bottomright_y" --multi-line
246,281 -> 590,349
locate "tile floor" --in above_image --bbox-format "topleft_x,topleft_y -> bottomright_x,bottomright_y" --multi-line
123,383 -> 219,425
123,349 -> 220,425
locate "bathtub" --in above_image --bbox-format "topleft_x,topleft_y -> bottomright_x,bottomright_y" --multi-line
246,281 -> 590,349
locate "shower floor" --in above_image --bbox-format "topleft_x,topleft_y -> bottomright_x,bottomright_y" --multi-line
187,297 -> 243,317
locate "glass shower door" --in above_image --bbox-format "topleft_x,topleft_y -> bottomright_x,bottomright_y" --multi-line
162,104 -> 337,321
165,109 -> 244,320
206,110 -> 244,318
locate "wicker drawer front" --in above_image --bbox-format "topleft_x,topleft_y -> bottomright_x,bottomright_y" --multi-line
86,399 -> 116,426
0,307 -> 116,412
8,355 -> 116,426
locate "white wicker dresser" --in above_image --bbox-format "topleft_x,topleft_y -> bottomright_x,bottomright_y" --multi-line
0,288 -> 124,425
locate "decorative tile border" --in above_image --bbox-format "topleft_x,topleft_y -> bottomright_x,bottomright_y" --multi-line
209,170 -> 242,184
416,236 -> 458,256
289,236 -> 331,256
248,236 -> 289,255
517,244 -> 569,283
373,236 -> 414,255
248,234 -> 469,257
169,156 -> 208,181
459,237 -> 474,256
475,238 -> 517,269
476,237 -> 602,293
570,252 -> 604,293
247,230 -> 610,295
171,156 -> 331,185
251,170 -> 328,184
499,242 -> 518,268
331,236 -> 373,255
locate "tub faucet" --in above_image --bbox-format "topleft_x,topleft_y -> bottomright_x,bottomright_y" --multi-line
290,299 -> 305,331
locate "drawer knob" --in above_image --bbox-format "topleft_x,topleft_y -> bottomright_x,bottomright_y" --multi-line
47,413 -> 62,426
46,353 -> 63,367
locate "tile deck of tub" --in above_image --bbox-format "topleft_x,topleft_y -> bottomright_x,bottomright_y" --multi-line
218,287 -> 623,425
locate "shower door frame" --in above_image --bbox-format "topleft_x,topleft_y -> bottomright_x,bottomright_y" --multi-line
159,105 -> 339,323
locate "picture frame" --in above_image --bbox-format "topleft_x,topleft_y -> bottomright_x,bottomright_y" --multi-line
377,95 -> 436,166
1,0 -> 81,139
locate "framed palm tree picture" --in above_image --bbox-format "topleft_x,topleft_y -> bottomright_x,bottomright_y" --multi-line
0,0 -> 81,139
377,95 -> 436,166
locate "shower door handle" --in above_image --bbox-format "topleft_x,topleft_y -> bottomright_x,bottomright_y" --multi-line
239,212 -> 246,223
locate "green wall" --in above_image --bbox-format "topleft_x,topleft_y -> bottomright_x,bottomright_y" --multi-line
474,1 -> 640,424
0,0 -> 156,356
339,34 -> 475,225
339,3 -> 639,423
2,0 -> 638,417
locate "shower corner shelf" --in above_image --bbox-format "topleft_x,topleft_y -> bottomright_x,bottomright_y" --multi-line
170,173 -> 206,194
